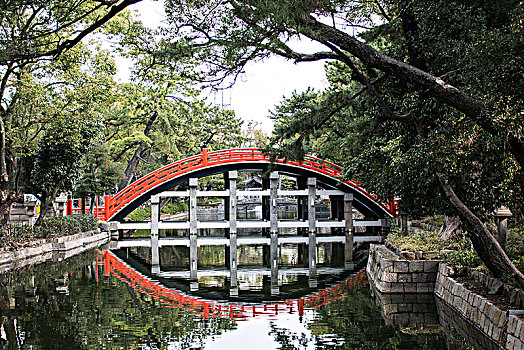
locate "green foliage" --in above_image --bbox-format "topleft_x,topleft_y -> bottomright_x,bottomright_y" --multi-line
507,225 -> 524,272
101,11 -> 245,188
388,230 -> 484,268
27,118 -> 101,195
0,224 -> 35,245
388,230 -> 465,252
75,143 -> 123,198
128,201 -> 189,221
0,215 -> 98,246
35,215 -> 99,238
128,206 -> 151,222
389,225 -> 524,274
256,0 -> 524,223
161,201 -> 189,215
444,245 -> 484,270
419,216 -> 445,228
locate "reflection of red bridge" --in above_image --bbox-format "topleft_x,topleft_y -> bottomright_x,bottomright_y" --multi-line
100,250 -> 368,320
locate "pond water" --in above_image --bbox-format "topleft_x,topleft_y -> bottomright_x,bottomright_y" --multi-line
0,244 -> 497,350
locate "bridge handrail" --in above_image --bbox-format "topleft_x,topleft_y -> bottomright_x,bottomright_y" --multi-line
106,148 -> 397,220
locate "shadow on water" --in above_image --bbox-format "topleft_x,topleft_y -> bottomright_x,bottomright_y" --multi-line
0,246 -> 496,349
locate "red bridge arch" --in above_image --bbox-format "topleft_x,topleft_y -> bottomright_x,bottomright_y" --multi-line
99,148 -> 396,221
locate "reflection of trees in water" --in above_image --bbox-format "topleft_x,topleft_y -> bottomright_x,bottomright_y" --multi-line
268,287 -> 465,350
269,320 -> 313,349
0,251 -> 237,349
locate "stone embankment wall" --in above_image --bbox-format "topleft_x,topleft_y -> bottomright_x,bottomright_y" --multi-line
0,230 -> 109,270
436,297 -> 502,350
367,243 -> 524,349
369,282 -> 440,329
366,244 -> 439,293
435,263 -> 524,350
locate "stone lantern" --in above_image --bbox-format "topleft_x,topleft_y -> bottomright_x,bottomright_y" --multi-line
495,206 -> 512,250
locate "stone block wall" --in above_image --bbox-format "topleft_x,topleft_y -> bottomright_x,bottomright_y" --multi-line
367,244 -> 439,293
370,281 -> 440,329
437,297 -> 502,350
435,263 -> 524,349
0,230 -> 109,267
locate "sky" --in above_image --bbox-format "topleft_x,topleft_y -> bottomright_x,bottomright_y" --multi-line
126,0 -> 329,135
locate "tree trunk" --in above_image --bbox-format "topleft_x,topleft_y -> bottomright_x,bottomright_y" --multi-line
0,186 -> 11,228
88,195 -> 95,215
118,111 -> 158,191
118,145 -> 143,191
438,215 -> 462,241
0,120 -> 12,228
81,197 -> 86,215
35,186 -> 60,226
437,173 -> 524,288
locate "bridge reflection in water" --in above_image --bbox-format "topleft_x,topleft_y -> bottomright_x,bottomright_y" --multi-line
102,249 -> 368,320
0,247 -> 489,349
100,248 -> 489,349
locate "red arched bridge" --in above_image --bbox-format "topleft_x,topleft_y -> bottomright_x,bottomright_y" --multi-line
69,148 -> 397,221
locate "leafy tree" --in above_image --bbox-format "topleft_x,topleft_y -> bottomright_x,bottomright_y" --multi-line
162,0 -> 524,286
0,0 -> 144,225
98,10 -> 245,191
24,118 -> 101,225
74,143 -> 122,213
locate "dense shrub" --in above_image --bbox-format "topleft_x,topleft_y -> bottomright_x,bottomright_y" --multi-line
128,206 -> 151,221
128,201 -> 189,221
0,215 -> 99,247
0,224 -> 35,244
507,224 -> 524,273
34,214 -> 98,238
388,229 -> 465,252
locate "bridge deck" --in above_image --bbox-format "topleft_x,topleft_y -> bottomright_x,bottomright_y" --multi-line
116,235 -> 382,248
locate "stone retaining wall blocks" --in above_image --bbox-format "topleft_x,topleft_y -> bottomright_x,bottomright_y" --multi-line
367,244 -> 440,294
0,229 -> 109,267
369,243 -> 524,349
435,259 -> 524,349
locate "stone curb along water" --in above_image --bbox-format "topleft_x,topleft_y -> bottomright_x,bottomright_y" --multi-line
367,243 -> 524,350
0,229 -> 110,268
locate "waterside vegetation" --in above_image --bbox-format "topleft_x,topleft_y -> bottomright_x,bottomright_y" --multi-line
0,215 -> 99,251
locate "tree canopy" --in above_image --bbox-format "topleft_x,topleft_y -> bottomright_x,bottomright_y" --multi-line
0,0 -> 244,225
161,0 -> 524,285
1,0 -> 522,286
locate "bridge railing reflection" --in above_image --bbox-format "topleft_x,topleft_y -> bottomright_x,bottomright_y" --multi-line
100,250 -> 368,321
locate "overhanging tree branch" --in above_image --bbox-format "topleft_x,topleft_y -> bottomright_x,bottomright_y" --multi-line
2,0 -> 143,64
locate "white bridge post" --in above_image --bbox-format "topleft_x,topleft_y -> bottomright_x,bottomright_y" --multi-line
269,171 -> 279,295
228,171 -> 238,296
344,193 -> 354,270
189,178 -> 198,290
151,195 -> 160,274
308,177 -> 317,287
